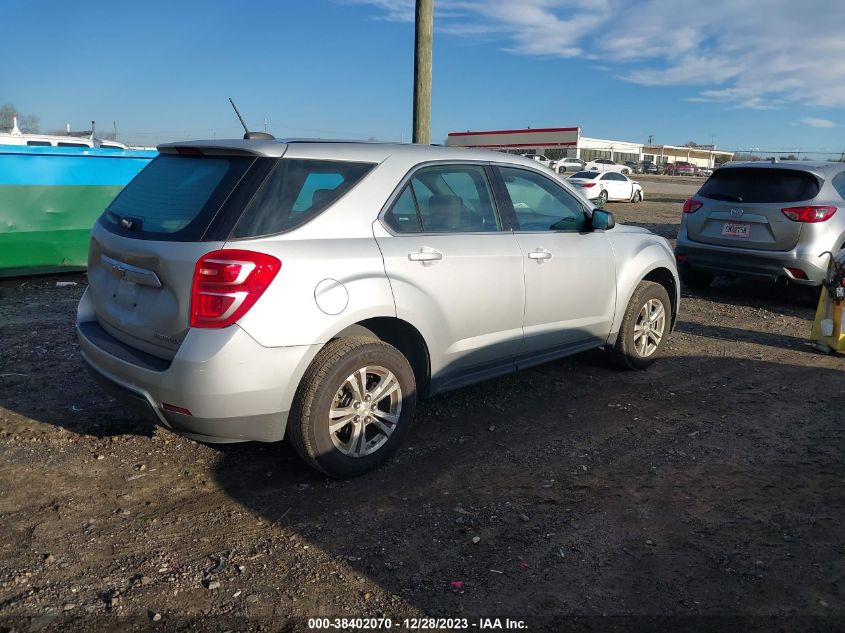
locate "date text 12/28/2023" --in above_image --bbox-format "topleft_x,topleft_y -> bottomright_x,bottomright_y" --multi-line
307,617 -> 528,630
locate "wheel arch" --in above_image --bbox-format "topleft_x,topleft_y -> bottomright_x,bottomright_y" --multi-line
642,266 -> 679,328
330,317 -> 431,396
609,239 -> 681,340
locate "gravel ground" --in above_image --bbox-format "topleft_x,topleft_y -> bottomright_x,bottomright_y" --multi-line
1,179 -> 844,633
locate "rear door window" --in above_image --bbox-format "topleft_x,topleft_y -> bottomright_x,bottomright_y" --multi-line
102,154 -> 255,240
232,159 -> 374,238
698,168 -> 821,203
383,164 -> 501,234
383,186 -> 422,233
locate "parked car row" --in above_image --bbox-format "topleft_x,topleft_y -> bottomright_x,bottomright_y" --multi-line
521,154 -> 720,178
78,140 -> 680,478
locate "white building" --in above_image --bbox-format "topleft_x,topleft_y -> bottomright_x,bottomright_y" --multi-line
446,127 -> 734,169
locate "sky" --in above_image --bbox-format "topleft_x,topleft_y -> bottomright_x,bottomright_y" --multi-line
3,0 -> 845,155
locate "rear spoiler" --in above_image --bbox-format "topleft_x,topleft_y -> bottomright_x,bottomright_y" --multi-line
157,139 -> 286,158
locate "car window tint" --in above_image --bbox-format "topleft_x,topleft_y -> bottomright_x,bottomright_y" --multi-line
383,185 -> 422,233
107,155 -> 236,234
404,164 -> 500,233
292,172 -> 345,213
232,159 -> 374,238
698,168 -> 820,203
499,166 -> 587,232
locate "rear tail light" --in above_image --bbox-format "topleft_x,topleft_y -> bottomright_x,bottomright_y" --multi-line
683,198 -> 703,214
675,254 -> 687,263
190,250 -> 281,328
781,206 -> 836,223
581,183 -> 596,188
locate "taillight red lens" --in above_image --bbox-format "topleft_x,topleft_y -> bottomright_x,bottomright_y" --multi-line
781,206 -> 837,223
581,183 -> 596,188
190,250 -> 281,328
683,198 -> 703,213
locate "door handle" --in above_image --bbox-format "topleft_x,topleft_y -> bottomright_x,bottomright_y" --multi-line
408,250 -> 443,262
528,250 -> 552,261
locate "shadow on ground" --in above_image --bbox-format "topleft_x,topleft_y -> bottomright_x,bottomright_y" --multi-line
213,354 -> 845,621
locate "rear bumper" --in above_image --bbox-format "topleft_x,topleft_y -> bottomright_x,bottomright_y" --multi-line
78,317 -> 320,442
675,233 -> 827,285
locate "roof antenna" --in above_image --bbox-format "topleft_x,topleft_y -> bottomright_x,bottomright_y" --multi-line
228,98 -> 274,140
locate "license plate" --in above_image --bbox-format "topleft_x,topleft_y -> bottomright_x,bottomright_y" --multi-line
113,278 -> 139,309
722,222 -> 750,238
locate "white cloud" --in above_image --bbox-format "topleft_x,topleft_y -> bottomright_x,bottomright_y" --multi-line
802,117 -> 837,128
347,0 -> 845,110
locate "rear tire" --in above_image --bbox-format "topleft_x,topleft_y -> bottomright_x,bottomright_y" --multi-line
597,189 -> 608,206
287,337 -> 417,478
611,281 -> 671,370
680,267 -> 714,290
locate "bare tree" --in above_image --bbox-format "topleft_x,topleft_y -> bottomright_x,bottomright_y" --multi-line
0,103 -> 16,130
0,103 -> 40,133
18,114 -> 39,133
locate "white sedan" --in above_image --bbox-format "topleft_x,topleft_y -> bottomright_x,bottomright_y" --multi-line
584,158 -> 632,174
567,170 -> 644,206
553,157 -> 586,173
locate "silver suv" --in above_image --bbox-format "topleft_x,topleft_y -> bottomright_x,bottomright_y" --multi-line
77,139 -> 679,477
675,160 -> 845,288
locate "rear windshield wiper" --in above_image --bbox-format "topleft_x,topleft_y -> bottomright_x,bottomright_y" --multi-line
105,209 -> 142,230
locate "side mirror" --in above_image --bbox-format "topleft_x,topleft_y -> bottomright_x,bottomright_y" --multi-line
592,209 -> 615,230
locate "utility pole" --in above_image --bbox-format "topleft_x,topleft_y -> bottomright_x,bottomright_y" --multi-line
412,0 -> 434,145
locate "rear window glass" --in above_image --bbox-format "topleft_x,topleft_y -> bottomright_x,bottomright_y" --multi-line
831,171 -> 845,200
232,159 -> 375,238
698,168 -> 821,203
571,171 -> 598,179
102,154 -> 254,240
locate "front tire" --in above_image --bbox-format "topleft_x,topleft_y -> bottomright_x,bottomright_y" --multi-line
287,337 -> 417,478
611,281 -> 671,370
632,190 -> 642,203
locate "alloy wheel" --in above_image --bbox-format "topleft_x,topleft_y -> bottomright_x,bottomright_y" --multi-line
328,366 -> 403,457
633,299 -> 666,357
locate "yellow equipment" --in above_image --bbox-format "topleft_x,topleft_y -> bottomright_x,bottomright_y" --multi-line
811,251 -> 845,353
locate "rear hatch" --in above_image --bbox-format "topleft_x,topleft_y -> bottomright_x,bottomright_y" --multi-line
686,166 -> 822,251
86,149 -> 274,360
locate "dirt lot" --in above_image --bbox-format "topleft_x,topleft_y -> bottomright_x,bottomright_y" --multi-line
1,176 -> 844,632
